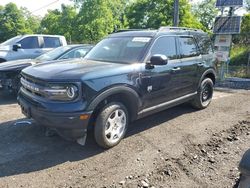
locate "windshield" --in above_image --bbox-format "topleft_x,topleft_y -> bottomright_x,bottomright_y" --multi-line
36,46 -> 72,61
0,36 -> 22,46
85,37 -> 151,64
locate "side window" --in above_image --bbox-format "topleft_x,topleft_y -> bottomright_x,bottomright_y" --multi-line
60,48 -> 89,59
150,36 -> 177,60
197,37 -> 214,55
179,37 -> 199,58
44,37 -> 61,48
18,37 -> 39,49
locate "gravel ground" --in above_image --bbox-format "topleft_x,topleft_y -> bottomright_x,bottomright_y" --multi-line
0,89 -> 249,188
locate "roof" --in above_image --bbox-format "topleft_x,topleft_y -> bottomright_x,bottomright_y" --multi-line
109,27 -> 207,38
19,34 -> 65,38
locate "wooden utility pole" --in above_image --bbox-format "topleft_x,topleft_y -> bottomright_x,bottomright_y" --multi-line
173,0 -> 179,27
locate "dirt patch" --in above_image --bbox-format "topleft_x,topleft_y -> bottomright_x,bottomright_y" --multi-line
0,90 -> 249,188
109,120 -> 250,188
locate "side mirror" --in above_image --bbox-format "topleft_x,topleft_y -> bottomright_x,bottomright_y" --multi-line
150,54 -> 168,66
13,44 -> 21,51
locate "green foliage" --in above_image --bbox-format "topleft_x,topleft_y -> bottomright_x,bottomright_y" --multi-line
75,0 -> 128,43
192,0 -> 218,31
240,13 -> 250,43
41,5 -> 77,43
0,3 -> 40,43
246,0 -> 250,11
125,0 -> 204,30
230,14 -> 250,66
230,45 -> 249,65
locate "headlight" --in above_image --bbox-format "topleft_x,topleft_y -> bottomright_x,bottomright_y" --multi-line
45,84 -> 79,101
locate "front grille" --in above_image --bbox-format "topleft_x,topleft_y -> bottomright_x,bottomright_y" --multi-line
21,75 -> 47,98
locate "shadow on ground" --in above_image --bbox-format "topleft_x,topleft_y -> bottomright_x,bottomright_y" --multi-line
0,102 -> 195,178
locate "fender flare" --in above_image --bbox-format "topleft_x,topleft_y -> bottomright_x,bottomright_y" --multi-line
198,69 -> 216,86
87,86 -> 142,120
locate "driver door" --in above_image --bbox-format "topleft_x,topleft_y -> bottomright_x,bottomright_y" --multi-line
13,36 -> 42,60
140,36 -> 181,108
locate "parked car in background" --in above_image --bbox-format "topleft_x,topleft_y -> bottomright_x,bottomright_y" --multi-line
0,34 -> 67,63
18,27 -> 216,148
0,44 -> 93,94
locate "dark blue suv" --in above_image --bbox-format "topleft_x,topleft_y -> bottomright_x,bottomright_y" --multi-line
18,27 -> 216,148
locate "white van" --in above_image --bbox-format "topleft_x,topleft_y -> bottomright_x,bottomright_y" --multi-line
0,34 -> 67,63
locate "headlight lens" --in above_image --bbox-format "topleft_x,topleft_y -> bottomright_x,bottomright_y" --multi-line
45,84 -> 79,101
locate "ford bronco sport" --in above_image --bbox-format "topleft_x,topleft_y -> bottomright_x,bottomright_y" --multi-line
18,27 -> 216,148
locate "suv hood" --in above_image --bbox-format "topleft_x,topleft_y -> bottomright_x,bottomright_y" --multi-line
22,59 -> 138,81
0,59 -> 36,72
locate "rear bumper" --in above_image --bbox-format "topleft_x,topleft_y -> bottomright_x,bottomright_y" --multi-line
17,93 -> 93,130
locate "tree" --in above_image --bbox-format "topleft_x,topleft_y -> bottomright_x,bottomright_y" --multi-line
246,0 -> 250,11
40,5 -> 77,43
192,0 -> 218,31
74,0 -> 127,43
240,13 -> 250,43
0,3 -> 27,42
125,0 -> 204,30
0,3 -> 40,43
21,7 -> 41,34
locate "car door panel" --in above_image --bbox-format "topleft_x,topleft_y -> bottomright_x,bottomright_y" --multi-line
139,36 -> 180,108
177,36 -> 201,95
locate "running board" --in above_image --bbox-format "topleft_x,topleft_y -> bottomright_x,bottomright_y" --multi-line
138,92 -> 197,118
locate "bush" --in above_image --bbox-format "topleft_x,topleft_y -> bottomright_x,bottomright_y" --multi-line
230,45 -> 249,66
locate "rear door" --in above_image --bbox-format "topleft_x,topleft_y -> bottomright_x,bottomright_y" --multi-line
41,36 -> 62,54
175,36 -> 201,96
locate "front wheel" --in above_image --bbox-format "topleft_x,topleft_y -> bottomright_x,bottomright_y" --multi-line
191,78 -> 214,109
94,102 -> 128,149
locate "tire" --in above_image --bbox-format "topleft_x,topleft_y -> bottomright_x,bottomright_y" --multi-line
94,102 -> 129,149
191,78 -> 214,109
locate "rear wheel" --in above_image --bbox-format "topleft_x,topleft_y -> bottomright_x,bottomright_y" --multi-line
191,78 -> 214,109
94,102 -> 128,149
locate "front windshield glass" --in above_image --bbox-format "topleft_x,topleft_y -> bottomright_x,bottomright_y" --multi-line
36,46 -> 72,61
85,37 -> 151,64
0,36 -> 22,46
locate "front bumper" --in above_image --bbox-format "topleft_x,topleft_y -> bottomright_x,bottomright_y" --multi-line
17,92 -> 93,130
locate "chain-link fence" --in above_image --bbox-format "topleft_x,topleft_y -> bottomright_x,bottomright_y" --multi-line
216,53 -> 250,80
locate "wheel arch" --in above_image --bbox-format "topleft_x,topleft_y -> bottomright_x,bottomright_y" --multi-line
199,69 -> 216,86
87,86 -> 142,123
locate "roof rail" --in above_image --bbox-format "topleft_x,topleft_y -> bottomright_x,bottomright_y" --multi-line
158,26 -> 203,32
115,29 -> 151,33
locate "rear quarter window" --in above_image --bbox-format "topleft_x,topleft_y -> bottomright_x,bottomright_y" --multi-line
196,36 -> 214,55
43,37 -> 61,48
178,37 -> 199,58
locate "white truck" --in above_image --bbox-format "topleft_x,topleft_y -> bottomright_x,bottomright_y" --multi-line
0,34 -> 67,63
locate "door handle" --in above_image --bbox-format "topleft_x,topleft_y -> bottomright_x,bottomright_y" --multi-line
172,67 -> 181,71
34,51 -> 42,53
197,62 -> 205,67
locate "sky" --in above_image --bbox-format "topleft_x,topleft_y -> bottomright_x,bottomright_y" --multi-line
0,0 -> 248,17
0,0 -> 73,17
